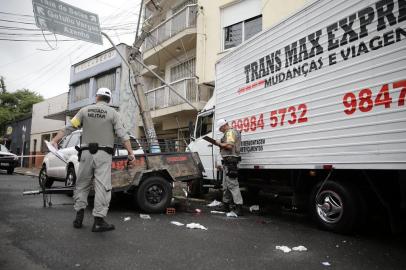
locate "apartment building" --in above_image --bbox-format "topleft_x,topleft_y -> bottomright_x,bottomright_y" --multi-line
67,43 -> 141,138
141,0 -> 309,141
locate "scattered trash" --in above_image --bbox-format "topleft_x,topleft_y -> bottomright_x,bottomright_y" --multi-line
322,262 -> 331,266
182,188 -> 188,197
249,205 -> 260,212
292,246 -> 307,252
166,208 -> 176,215
139,214 -> 151,219
195,208 -> 202,213
123,217 -> 131,222
276,246 -> 291,253
186,223 -> 208,230
170,221 -> 184,226
342,240 -> 347,243
226,211 -> 238,218
210,210 -> 225,214
75,264 -> 80,267
336,244 -> 340,248
207,200 -> 222,207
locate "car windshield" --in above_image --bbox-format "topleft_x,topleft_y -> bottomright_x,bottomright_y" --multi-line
0,144 -> 10,153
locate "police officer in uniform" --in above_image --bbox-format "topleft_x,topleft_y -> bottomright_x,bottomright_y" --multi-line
52,88 -> 136,232
215,119 -> 243,216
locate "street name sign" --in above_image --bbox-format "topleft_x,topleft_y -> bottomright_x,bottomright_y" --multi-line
32,0 -> 103,45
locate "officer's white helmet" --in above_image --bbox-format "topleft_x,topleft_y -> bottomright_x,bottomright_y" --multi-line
96,87 -> 112,98
216,119 -> 228,131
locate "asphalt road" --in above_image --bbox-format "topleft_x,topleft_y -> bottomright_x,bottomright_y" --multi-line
1,173 -> 405,270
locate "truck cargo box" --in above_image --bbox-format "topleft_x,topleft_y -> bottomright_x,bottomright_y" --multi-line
215,0 -> 406,170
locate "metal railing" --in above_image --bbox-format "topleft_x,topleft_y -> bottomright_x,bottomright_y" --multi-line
143,4 -> 198,52
146,77 -> 209,110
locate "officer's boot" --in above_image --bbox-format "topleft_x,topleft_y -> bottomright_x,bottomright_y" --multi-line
234,204 -> 244,216
73,209 -> 84,229
215,202 -> 230,212
92,217 -> 115,232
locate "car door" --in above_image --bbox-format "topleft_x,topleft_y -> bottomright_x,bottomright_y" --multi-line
190,110 -> 217,180
56,132 -> 81,178
47,136 -> 69,178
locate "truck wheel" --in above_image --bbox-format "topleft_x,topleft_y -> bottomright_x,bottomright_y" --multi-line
7,167 -> 14,175
309,180 -> 364,234
39,166 -> 53,189
136,176 -> 172,213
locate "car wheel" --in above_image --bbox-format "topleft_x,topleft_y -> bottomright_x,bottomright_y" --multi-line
65,166 -> 76,187
39,166 -> 53,189
309,180 -> 365,234
7,167 -> 14,175
136,176 -> 172,213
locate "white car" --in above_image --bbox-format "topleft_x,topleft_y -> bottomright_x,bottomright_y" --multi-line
0,144 -> 19,175
39,130 -> 144,188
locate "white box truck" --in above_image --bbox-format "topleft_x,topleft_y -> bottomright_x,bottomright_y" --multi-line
188,0 -> 406,233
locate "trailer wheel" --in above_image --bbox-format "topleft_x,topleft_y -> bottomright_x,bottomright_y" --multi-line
39,166 -> 53,189
309,180 -> 364,234
136,176 -> 172,213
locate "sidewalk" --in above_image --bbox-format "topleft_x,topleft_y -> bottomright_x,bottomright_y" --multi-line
14,167 -> 40,177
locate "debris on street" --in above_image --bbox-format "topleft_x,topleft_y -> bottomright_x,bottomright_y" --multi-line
275,246 -> 292,253
207,200 -> 222,207
123,217 -> 131,222
170,221 -> 184,226
292,246 -> 307,251
249,205 -> 260,212
210,210 -> 225,214
322,262 -> 331,266
195,208 -> 202,213
226,211 -> 238,218
166,208 -> 176,215
186,223 -> 208,230
139,214 -> 151,220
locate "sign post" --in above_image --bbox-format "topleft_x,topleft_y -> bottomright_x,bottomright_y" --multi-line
32,0 -> 103,45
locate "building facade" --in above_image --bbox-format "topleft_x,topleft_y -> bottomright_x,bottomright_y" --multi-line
30,93 -> 68,168
4,115 -> 32,167
68,43 -> 141,138
141,0 -> 309,140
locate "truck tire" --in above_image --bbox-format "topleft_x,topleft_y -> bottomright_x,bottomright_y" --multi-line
136,176 -> 172,213
309,180 -> 365,234
7,167 -> 14,175
39,166 -> 53,189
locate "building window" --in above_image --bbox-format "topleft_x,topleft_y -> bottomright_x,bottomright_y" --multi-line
170,58 -> 195,82
221,0 -> 262,50
72,80 -> 89,102
224,15 -> 262,50
41,134 -> 50,153
96,70 -> 116,91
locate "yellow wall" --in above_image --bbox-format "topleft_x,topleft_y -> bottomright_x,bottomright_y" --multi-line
196,0 -> 308,85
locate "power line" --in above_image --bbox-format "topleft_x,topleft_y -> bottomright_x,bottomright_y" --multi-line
0,11 -> 34,18
0,19 -> 35,25
0,38 -> 76,42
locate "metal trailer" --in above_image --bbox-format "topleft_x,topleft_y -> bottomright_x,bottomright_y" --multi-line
25,152 -> 203,213
189,0 -> 406,233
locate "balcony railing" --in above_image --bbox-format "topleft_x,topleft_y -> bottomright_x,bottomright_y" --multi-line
143,4 -> 198,52
146,77 -> 208,111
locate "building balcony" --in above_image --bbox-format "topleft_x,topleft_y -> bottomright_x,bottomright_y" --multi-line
145,77 -> 210,118
143,4 -> 198,65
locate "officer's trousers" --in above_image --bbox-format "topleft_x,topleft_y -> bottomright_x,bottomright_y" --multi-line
222,167 -> 243,205
73,150 -> 112,217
